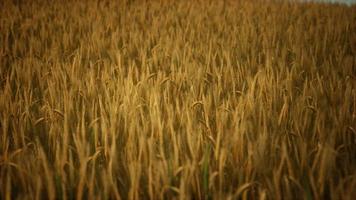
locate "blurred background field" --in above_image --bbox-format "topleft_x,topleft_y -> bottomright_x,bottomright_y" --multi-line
309,0 -> 356,5
302,0 -> 356,6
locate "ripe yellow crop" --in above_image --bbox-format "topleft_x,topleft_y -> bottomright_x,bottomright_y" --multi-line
0,0 -> 355,199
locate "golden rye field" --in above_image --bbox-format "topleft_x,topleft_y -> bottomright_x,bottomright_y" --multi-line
0,0 -> 355,199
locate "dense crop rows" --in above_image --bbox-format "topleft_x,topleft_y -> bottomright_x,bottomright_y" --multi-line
1,0 -> 355,199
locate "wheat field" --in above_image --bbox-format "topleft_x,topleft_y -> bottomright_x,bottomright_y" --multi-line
0,0 -> 355,199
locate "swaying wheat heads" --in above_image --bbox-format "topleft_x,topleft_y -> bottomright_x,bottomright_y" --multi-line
0,0 -> 355,199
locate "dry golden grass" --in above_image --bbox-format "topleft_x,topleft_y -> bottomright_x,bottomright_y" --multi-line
0,0 -> 355,199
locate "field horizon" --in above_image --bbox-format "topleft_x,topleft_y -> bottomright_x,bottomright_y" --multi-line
1,0 -> 355,199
